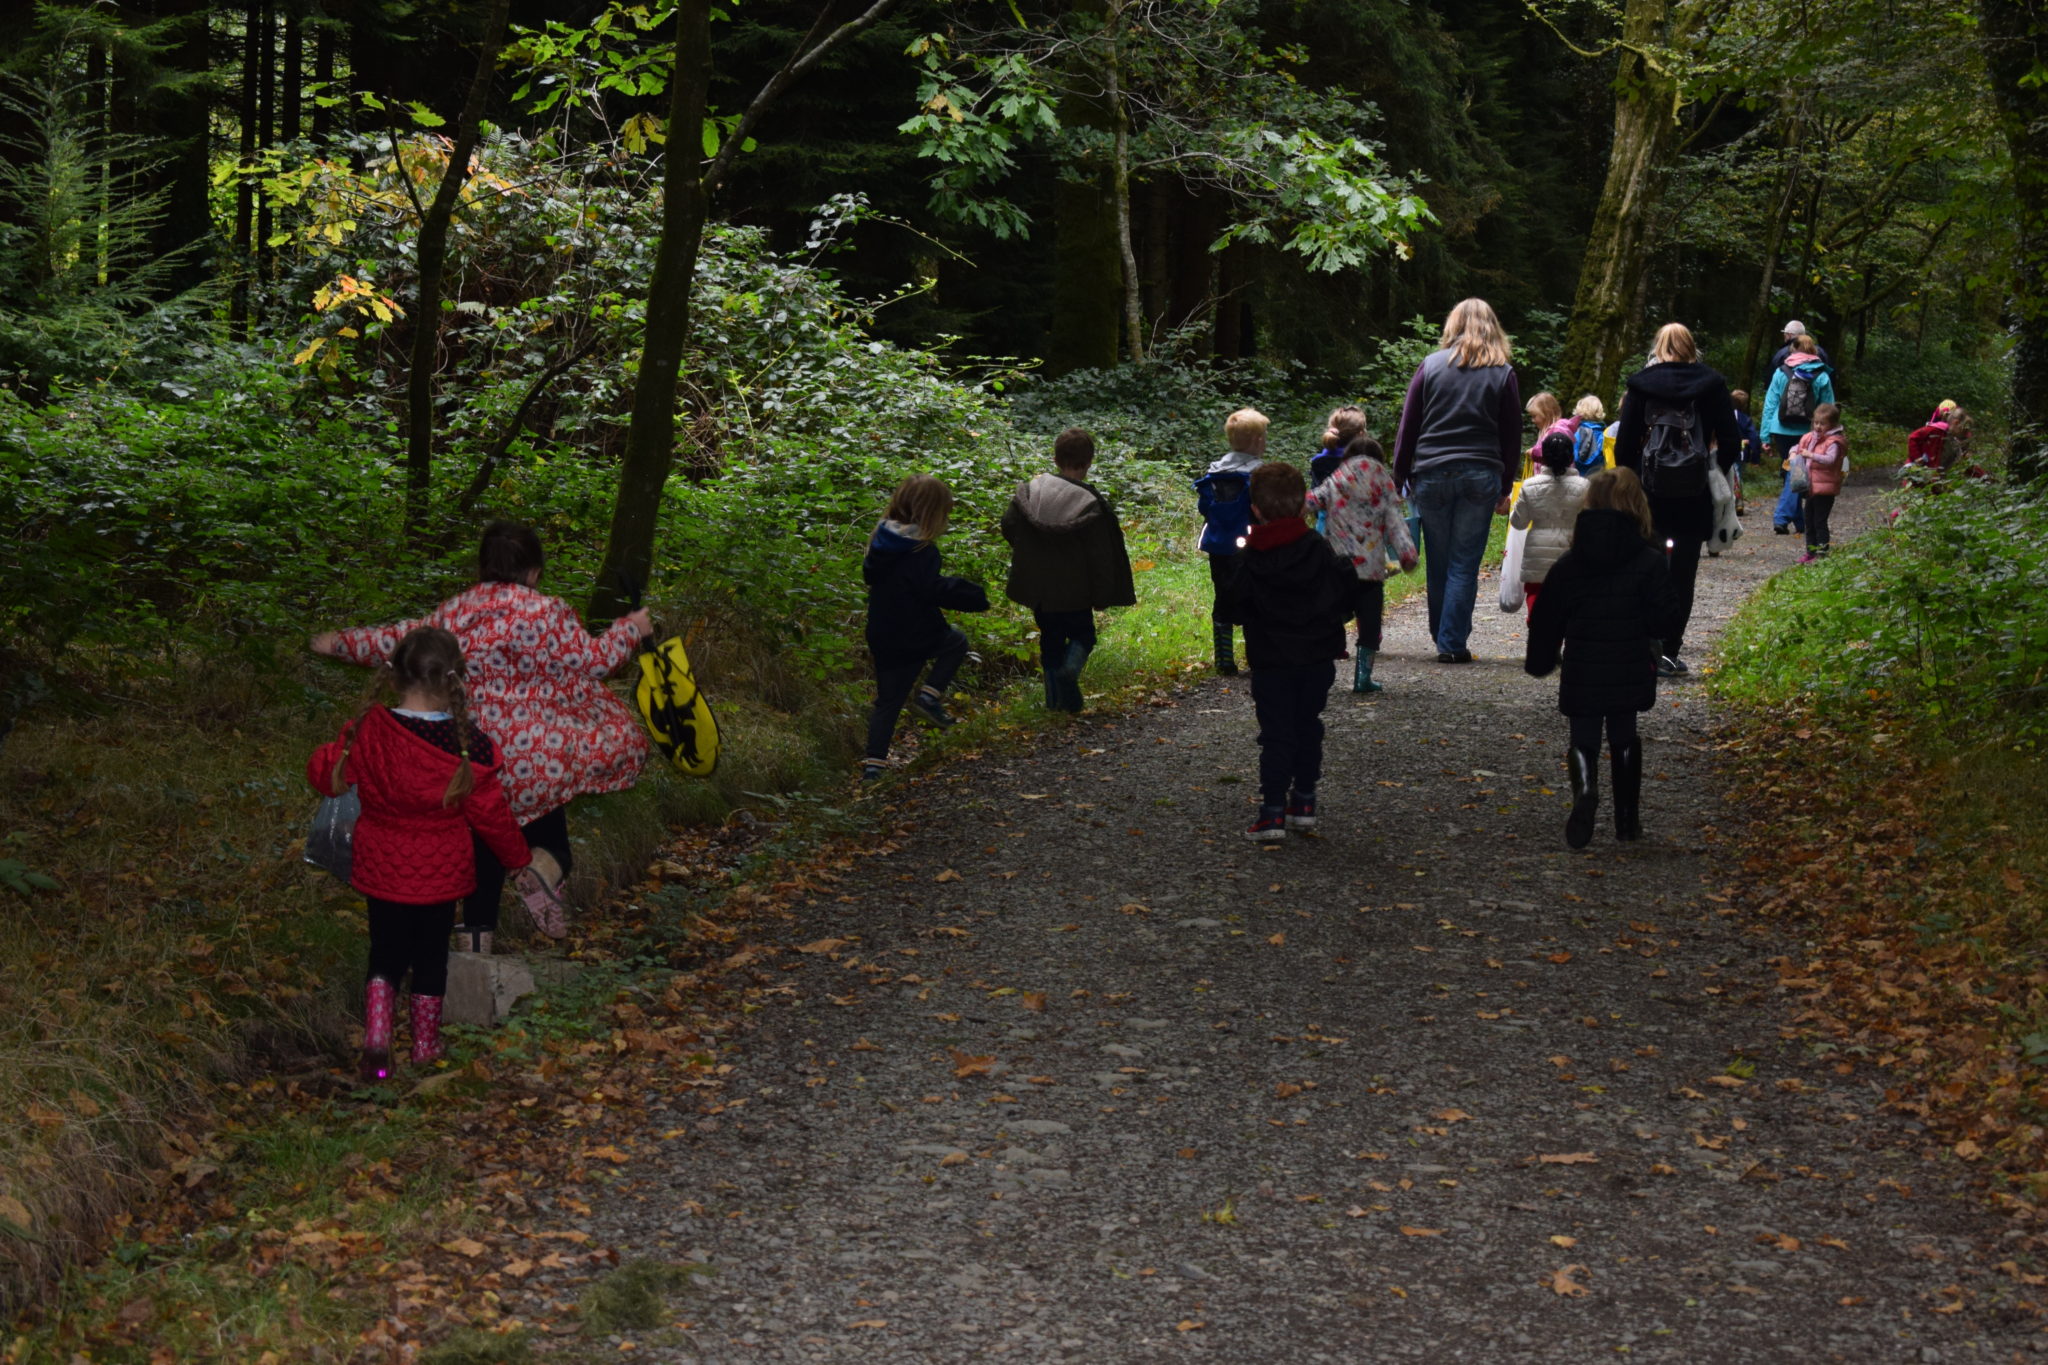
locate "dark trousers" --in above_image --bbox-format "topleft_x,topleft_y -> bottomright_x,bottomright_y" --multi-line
866,626 -> 970,760
1035,609 -> 1097,670
1662,533 -> 1704,659
367,897 -> 457,995
1806,493 -> 1836,550
1353,579 -> 1385,653
465,805 -> 570,933
1249,662 -> 1335,808
1569,710 -> 1639,756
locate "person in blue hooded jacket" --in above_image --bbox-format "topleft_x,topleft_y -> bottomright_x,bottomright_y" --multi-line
1193,407 -> 1268,675
862,474 -> 989,781
1762,333 -> 1836,535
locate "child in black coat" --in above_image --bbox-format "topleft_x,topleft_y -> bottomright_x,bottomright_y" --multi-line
1524,468 -> 1678,848
1215,463 -> 1359,842
863,474 -> 989,780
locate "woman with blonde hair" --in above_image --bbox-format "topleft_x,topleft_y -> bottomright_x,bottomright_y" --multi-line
1391,298 -> 1521,663
1524,467 -> 1676,848
1612,321 -> 1742,678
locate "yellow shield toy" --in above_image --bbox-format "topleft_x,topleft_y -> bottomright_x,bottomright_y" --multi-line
634,635 -> 720,777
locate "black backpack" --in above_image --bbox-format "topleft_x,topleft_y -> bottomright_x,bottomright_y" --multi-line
1639,401 -> 1709,499
1780,362 -> 1818,424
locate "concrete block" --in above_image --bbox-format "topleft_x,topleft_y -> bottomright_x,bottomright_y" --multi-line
445,952 -> 536,1027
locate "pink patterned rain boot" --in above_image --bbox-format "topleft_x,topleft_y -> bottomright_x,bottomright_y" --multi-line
361,977 -> 396,1082
409,994 -> 445,1065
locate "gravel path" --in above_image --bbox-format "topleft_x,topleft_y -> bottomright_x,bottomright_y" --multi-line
587,480 -> 2043,1362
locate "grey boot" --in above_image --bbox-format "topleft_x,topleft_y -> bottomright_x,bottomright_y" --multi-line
1056,641 -> 1091,713
1352,650 -> 1382,694
1565,746 -> 1600,850
1212,622 -> 1238,676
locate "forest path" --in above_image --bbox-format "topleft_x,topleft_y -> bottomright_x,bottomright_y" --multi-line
587,479 -> 2038,1362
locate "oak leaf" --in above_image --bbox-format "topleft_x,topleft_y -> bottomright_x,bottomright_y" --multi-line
1547,1264 -> 1591,1297
948,1048 -> 994,1079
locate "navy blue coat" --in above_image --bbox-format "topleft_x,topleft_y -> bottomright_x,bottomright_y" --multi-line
863,521 -> 989,666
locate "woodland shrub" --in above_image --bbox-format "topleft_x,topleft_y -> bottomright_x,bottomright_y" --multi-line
1718,476 -> 2048,748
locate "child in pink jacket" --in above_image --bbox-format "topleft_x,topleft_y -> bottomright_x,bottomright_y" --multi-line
1792,402 -> 1847,562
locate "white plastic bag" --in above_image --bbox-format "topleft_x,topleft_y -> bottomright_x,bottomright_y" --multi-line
1707,465 -> 1742,551
1498,525 -> 1528,612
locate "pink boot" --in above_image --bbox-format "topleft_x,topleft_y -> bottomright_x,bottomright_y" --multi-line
409,994 -> 445,1065
361,977 -> 396,1081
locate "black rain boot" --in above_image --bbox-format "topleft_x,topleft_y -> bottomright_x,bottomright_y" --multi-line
1212,622 -> 1238,676
1057,642 -> 1091,713
1612,741 -> 1643,842
1041,669 -> 1060,710
1565,746 -> 1600,850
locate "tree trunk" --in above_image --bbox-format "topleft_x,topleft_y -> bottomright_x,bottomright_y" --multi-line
1740,156 -> 1801,389
311,17 -> 334,140
1979,0 -> 2048,482
1213,240 -> 1247,359
1141,179 -> 1170,333
255,0 -> 274,278
230,2 -> 260,333
402,0 -> 511,527
1047,0 -> 1119,374
1103,1 -> 1144,363
281,5 -> 302,142
588,0 -> 713,621
1557,0 -> 1680,405
154,0 -> 214,293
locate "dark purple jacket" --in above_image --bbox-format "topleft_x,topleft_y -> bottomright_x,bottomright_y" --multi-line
1391,349 -> 1522,497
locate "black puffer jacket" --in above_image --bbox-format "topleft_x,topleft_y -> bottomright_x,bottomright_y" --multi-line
1524,508 -> 1677,715
863,520 -> 990,666
1213,518 -> 1357,669
1612,360 -> 1743,542
1000,473 -> 1138,612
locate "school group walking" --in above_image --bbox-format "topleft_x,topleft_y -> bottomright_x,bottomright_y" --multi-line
301,297 -> 1848,1082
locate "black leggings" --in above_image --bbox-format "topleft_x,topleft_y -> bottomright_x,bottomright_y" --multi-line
1568,711 -> 1639,755
866,627 -> 970,761
367,897 -> 457,995
1806,494 -> 1836,550
1353,579 -> 1386,653
1660,533 -> 1704,658
464,805 -> 571,933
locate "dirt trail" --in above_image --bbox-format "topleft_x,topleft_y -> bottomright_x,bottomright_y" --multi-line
581,480 -> 2041,1362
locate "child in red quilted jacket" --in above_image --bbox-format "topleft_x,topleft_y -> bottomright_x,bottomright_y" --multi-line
309,627 -> 537,1081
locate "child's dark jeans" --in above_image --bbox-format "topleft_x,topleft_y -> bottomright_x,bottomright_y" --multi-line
1806,493 -> 1836,551
867,627 -> 970,760
1249,661 -> 1335,807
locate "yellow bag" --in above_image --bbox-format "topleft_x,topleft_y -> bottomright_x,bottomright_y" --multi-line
634,635 -> 720,777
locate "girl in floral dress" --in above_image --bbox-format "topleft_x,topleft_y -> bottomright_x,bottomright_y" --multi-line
312,522 -> 652,950
1305,436 -> 1418,694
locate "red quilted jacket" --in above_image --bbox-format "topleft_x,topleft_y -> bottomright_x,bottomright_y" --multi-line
308,707 -> 531,904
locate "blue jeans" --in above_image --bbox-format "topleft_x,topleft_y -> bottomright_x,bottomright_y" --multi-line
1770,435 -> 1805,531
1413,464 -> 1501,654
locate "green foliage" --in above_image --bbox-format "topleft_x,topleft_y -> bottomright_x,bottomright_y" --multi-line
578,1259 -> 711,1334
1716,477 -> 2048,748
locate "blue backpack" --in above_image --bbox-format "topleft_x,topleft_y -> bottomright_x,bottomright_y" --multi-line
1572,422 -> 1606,476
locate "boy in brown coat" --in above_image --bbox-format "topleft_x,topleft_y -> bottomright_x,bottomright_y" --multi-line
1001,428 -> 1137,712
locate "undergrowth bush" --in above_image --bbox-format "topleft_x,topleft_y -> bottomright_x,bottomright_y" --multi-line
1716,477 -> 2048,748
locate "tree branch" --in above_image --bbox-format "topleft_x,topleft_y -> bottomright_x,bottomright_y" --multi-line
702,0 -> 904,198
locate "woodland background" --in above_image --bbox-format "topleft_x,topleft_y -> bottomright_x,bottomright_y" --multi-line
1,0 -> 2046,1356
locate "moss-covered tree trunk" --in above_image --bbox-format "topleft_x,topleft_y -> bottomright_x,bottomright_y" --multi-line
1558,0 -> 1680,405
1047,0 -> 1120,374
589,0 -> 712,620
1980,0 -> 2048,483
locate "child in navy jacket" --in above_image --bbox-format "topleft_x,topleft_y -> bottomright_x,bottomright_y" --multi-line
862,474 -> 989,780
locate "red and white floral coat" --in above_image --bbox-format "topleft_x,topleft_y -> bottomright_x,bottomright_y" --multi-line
1305,454 -> 1417,583
331,583 -> 649,823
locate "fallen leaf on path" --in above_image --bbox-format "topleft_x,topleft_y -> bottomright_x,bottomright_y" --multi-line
848,1319 -> 888,1328
794,938 -> 848,955
1756,1233 -> 1801,1252
940,1152 -> 968,1167
1706,1075 -> 1746,1089
1536,1152 -> 1597,1165
948,1049 -> 994,1079
1550,1235 -> 1578,1248
934,869 -> 960,883
1021,992 -> 1047,1013
1176,1320 -> 1205,1332
1268,933 -> 1286,946
1954,1139 -> 1982,1161
1432,1108 -> 1473,1123
1399,1226 -> 1443,1237
1547,1264 -> 1591,1297
441,1237 -> 487,1258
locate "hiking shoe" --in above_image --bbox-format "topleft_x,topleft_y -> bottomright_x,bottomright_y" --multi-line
1773,524 -> 1790,535
860,760 -> 888,783
1656,655 -> 1690,678
1245,808 -> 1287,843
1436,651 -> 1456,664
1284,793 -> 1317,831
1450,648 -> 1474,664
1797,552 -> 1818,565
908,691 -> 956,728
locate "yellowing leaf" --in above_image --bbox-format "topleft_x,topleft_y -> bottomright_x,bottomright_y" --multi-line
1399,1225 -> 1443,1237
934,869 -> 961,883
1020,991 -> 1047,1013
1536,1152 -> 1598,1165
1550,1235 -> 1578,1248
1547,1264 -> 1591,1297
441,1237 -> 488,1258
948,1048 -> 994,1079
794,937 -> 848,955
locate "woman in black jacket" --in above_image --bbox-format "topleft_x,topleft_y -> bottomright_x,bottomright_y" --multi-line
1611,322 -> 1743,677
862,474 -> 990,780
1525,468 -> 1679,848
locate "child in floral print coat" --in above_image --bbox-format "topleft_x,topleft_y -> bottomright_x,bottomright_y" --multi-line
1305,435 -> 1418,693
